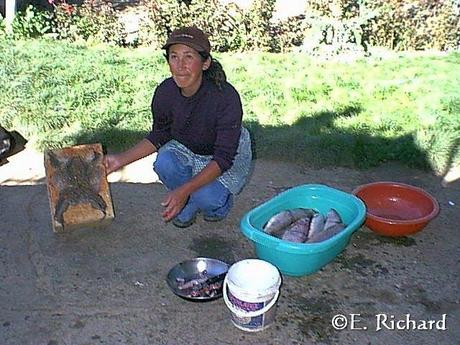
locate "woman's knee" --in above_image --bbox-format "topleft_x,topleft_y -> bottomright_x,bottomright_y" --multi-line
153,150 -> 176,177
154,150 -> 191,189
192,182 -> 231,210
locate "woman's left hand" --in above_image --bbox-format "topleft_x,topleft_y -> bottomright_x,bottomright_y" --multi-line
161,186 -> 190,222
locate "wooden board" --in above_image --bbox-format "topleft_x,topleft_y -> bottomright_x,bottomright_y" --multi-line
44,143 -> 114,233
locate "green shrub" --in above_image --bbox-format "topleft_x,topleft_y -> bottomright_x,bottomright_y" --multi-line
138,0 -> 244,51
306,0 -> 361,18
0,15 -> 5,36
11,5 -> 52,38
138,0 -> 278,51
4,0 -> 460,52
270,15 -> 307,53
301,0 -> 459,53
364,0 -> 460,51
78,0 -> 125,44
243,0 -> 276,51
48,0 -> 125,44
48,1 -> 80,40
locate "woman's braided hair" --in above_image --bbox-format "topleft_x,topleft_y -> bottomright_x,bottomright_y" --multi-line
199,52 -> 227,90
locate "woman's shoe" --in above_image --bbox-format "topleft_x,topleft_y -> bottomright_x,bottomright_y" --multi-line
172,215 -> 196,228
203,214 -> 225,222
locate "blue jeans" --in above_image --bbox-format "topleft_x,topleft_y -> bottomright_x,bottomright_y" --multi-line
153,149 -> 233,222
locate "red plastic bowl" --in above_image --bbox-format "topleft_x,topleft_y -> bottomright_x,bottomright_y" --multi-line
352,182 -> 439,237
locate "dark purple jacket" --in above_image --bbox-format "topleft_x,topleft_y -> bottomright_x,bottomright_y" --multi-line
145,77 -> 243,173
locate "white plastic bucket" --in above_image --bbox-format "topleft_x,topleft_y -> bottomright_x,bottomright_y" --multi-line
223,259 -> 282,332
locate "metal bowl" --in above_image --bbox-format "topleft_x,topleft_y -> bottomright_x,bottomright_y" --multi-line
166,257 -> 229,301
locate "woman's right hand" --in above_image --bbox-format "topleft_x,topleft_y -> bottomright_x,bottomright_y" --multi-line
103,139 -> 157,176
161,185 -> 191,222
103,154 -> 122,175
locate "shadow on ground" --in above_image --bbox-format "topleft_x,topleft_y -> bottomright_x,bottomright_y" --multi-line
245,106 -> 434,172
44,105 -> 443,175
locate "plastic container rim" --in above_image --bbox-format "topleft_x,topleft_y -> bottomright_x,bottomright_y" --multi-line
352,181 -> 440,225
240,184 -> 366,254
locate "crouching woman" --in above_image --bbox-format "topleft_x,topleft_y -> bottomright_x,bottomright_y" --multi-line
104,26 -> 252,227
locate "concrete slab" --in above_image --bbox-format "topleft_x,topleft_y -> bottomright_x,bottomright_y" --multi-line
1,154 -> 459,344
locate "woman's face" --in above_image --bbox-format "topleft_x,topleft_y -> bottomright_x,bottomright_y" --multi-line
168,44 -> 210,97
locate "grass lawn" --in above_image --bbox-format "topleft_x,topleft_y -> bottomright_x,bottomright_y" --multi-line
0,38 -> 459,174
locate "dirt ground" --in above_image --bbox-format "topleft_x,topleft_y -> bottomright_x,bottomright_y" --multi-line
0,147 -> 459,345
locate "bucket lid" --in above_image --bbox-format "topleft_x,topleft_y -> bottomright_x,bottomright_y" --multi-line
227,259 -> 281,296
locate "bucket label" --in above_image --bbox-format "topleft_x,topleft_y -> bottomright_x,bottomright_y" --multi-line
228,291 -> 264,313
227,290 -> 275,330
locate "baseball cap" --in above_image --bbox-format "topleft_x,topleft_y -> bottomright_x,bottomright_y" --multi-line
162,26 -> 211,55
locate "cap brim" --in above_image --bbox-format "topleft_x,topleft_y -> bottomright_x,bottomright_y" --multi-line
162,40 -> 207,53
